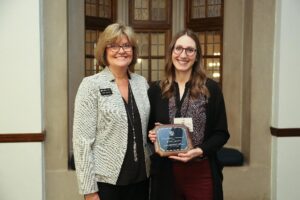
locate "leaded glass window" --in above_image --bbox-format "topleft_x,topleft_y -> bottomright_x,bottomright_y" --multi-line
198,31 -> 222,83
135,32 -> 166,81
85,30 -> 102,76
186,0 -> 223,85
134,0 -> 149,20
191,0 -> 222,18
152,0 -> 166,21
84,0 -> 116,76
130,0 -> 171,82
86,0 -> 112,18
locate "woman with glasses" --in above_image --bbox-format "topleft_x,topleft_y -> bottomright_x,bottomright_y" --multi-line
73,23 -> 151,200
148,29 -> 230,200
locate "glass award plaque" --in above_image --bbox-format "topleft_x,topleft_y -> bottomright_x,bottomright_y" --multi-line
154,124 -> 193,157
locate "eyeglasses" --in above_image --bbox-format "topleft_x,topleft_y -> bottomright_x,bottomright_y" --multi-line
106,43 -> 132,52
173,46 -> 197,56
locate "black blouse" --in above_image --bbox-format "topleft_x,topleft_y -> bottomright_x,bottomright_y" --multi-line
148,78 -> 230,200
117,85 -> 147,185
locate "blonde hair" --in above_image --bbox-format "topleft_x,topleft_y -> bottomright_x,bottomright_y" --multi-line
94,23 -> 138,71
160,29 -> 209,99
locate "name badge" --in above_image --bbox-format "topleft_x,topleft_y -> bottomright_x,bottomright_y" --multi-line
99,88 -> 112,96
174,118 -> 193,132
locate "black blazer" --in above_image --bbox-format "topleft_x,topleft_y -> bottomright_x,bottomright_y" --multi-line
148,78 -> 230,200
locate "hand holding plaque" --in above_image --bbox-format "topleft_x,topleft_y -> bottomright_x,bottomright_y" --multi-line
154,124 -> 193,157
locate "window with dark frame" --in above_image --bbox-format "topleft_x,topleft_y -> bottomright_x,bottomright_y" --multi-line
186,0 -> 224,85
84,0 -> 116,76
129,0 -> 172,82
134,31 -> 169,81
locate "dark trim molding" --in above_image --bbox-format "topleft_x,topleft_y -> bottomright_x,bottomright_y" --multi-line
0,131 -> 46,143
270,127 -> 300,137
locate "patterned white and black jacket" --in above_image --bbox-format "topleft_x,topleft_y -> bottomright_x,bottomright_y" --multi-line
73,67 -> 151,195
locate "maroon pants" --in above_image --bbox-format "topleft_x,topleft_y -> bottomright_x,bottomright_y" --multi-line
172,159 -> 213,200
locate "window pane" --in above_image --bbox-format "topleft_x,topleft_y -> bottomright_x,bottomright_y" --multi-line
135,59 -> 149,79
199,32 -> 205,54
86,4 -> 92,16
192,0 -> 205,18
152,0 -> 166,21
85,58 -> 98,76
85,30 -> 99,56
192,6 -> 205,19
86,0 -> 112,18
192,0 -> 205,7
134,0 -> 149,20
151,59 -> 165,81
207,44 -> 214,55
85,30 -> 100,55
208,0 -> 221,5
86,3 -> 97,16
205,31 -> 221,54
207,0 -> 221,17
214,44 -> 220,56
85,29 -> 101,75
206,58 -> 220,82
191,0 -> 222,18
137,33 -> 149,56
206,31 -> 221,56
98,0 -> 111,18
214,33 -> 220,43
158,59 -> 165,71
201,44 -> 205,54
151,33 -> 165,56
196,31 -> 222,83
208,5 -> 221,17
99,2 -> 104,17
207,32 -> 214,43
151,71 -> 158,81
135,30 -> 169,82
105,0 -> 112,18
199,32 -> 205,43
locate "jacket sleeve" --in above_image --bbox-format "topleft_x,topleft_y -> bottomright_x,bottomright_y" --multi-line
199,80 -> 230,156
147,83 -> 156,131
73,78 -> 99,195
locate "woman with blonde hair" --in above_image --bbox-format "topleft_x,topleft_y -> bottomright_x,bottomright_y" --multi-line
73,23 -> 151,200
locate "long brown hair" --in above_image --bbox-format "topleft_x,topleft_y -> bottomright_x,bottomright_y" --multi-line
160,29 -> 209,99
94,23 -> 138,71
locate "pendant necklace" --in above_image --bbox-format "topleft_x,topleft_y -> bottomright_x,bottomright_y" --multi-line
127,84 -> 138,162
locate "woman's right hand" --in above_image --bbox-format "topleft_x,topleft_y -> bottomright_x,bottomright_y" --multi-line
148,129 -> 157,143
85,192 -> 100,200
148,122 -> 162,143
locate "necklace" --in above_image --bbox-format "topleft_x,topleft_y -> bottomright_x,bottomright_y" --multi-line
175,87 -> 190,118
126,84 -> 138,162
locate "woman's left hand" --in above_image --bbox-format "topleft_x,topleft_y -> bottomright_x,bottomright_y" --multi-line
169,147 -> 203,162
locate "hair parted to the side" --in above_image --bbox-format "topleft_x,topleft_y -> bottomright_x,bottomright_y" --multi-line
160,29 -> 210,99
94,23 -> 138,71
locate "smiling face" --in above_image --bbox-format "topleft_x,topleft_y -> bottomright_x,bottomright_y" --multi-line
106,35 -> 133,70
172,35 -> 197,74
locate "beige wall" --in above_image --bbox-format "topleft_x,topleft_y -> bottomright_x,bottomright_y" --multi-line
223,0 -> 244,150
223,0 -> 275,199
44,0 -> 82,199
